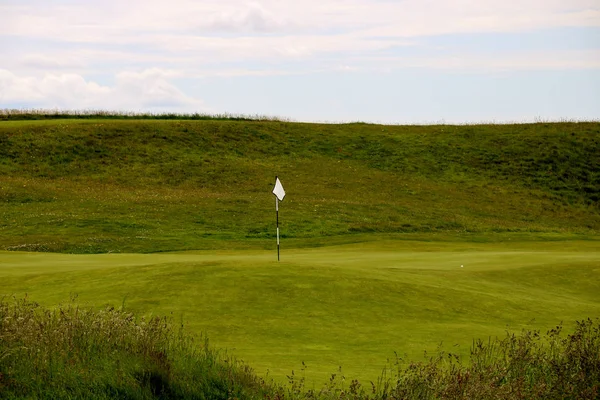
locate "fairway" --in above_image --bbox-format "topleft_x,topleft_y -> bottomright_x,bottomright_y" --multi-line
2,238 -> 599,383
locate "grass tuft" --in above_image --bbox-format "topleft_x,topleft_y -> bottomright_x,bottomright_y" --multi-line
380,319 -> 600,399
0,296 -> 273,399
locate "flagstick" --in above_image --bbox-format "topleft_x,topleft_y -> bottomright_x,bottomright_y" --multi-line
276,196 -> 280,261
272,175 -> 285,262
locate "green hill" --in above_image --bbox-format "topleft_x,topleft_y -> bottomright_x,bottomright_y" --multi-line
0,118 -> 598,253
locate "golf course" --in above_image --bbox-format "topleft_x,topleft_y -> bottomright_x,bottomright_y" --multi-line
1,112 -> 599,398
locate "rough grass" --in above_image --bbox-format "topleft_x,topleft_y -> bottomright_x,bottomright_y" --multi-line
1,297 -> 599,399
0,118 -> 598,253
0,108 -> 288,122
0,297 -> 274,399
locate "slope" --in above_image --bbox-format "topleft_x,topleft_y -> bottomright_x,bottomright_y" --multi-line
0,119 -> 598,253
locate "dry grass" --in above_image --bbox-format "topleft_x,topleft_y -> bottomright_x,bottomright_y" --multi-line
0,296 -> 273,399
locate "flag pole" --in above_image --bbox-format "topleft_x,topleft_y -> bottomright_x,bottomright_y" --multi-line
272,175 -> 285,262
276,196 -> 280,261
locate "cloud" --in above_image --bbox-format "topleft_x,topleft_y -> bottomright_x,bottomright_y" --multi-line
145,33 -> 413,61
356,49 -> 600,72
0,68 -> 207,111
357,6 -> 600,39
3,1 -> 598,44
20,54 -> 86,69
200,2 -> 291,33
1,0 -> 597,74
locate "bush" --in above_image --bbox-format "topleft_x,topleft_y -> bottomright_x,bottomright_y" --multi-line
0,296 -> 273,399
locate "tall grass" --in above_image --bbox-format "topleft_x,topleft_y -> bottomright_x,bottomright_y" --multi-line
0,296 -> 273,399
0,108 -> 288,122
380,319 -> 600,399
283,320 -> 600,399
1,297 -> 598,399
1,118 -> 599,253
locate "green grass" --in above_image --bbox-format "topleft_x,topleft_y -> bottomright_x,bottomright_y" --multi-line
3,298 -> 599,399
0,119 -> 598,253
0,108 -> 286,122
0,297 -> 275,399
2,239 -> 599,383
1,115 -> 599,392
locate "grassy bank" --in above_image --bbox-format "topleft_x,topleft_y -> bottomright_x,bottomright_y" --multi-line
1,298 -> 598,399
0,118 -> 598,253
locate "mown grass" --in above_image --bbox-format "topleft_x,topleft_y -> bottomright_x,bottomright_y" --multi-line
1,297 -> 599,399
2,240 -> 599,383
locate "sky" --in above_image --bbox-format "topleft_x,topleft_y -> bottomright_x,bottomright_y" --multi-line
0,0 -> 599,124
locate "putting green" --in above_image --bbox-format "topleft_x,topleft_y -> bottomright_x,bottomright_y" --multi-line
1,239 -> 599,383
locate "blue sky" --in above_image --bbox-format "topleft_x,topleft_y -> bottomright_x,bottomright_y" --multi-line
1,0 -> 598,123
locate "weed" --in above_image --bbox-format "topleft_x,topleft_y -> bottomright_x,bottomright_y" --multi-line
0,296 -> 274,399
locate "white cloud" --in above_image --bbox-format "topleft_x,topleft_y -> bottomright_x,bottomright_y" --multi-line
2,1 -> 597,46
201,2 -> 291,33
144,33 -> 413,60
358,49 -> 600,72
20,54 -> 86,69
0,68 -> 207,111
357,6 -> 600,38
1,0 -> 597,74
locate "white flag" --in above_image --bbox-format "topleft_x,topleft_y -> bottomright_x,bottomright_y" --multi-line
272,177 -> 286,201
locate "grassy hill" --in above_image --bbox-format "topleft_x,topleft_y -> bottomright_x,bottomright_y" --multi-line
0,118 -> 598,253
